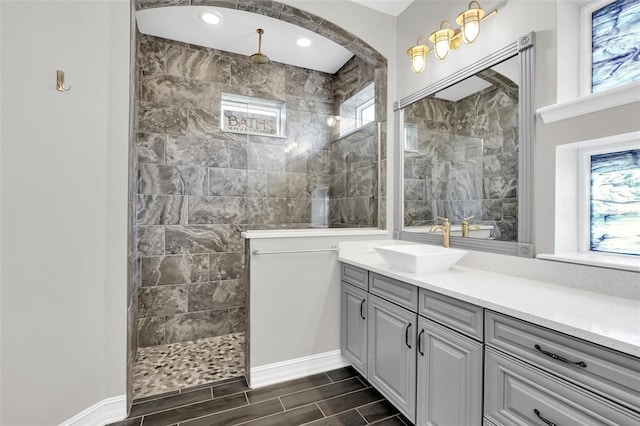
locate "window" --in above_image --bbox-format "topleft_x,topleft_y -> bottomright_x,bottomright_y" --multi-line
580,0 -> 640,94
221,93 -> 286,138
339,82 -> 375,136
580,143 -> 640,256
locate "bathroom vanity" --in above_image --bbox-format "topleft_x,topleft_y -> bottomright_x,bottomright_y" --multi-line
339,242 -> 640,426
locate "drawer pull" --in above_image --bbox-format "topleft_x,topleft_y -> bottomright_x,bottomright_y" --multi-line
405,323 -> 412,349
534,408 -> 557,426
360,299 -> 366,320
534,344 -> 587,368
417,329 -> 425,356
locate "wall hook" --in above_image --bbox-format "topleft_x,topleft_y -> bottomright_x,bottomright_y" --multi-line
56,70 -> 71,92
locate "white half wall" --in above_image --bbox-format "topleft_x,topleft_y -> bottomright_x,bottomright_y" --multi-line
247,233 -> 389,382
0,1 -> 130,424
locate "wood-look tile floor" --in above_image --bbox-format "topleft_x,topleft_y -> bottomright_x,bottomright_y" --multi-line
108,367 -> 412,426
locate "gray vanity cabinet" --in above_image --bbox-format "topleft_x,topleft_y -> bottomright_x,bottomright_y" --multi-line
416,316 -> 483,426
341,282 -> 368,376
368,294 -> 417,423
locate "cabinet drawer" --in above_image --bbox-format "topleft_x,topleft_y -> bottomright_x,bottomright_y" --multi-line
418,288 -> 483,341
369,272 -> 418,312
485,347 -> 640,426
486,310 -> 640,412
341,263 -> 368,290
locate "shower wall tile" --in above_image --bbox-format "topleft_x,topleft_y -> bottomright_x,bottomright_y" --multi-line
141,254 -> 210,287
210,253 -> 244,281
137,133 -> 165,164
237,0 -> 284,19
247,143 -> 285,171
139,285 -> 188,317
165,136 -> 229,167
229,307 -> 246,333
287,199 -> 312,223
286,97 -> 333,115
229,140 -> 248,169
139,164 -> 208,195
348,165 -> 376,198
165,310 -> 231,343
137,194 -> 188,225
165,225 -> 243,254
187,108 -> 221,136
209,168 -> 247,196
138,35 -> 167,76
246,198 -> 287,225
333,55 -> 375,104
404,180 -> 426,201
188,280 -> 245,312
187,196 -> 247,224
137,104 -> 188,135
141,75 -> 216,109
286,173 -> 310,198
229,60 -> 286,98
247,170 -> 268,196
279,4 -> 323,30
482,200 -> 503,221
137,226 -> 165,256
285,66 -> 333,101
266,172 -> 287,197
166,46 -> 231,83
138,316 -> 166,347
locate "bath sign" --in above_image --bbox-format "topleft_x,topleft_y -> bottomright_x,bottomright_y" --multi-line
221,93 -> 286,138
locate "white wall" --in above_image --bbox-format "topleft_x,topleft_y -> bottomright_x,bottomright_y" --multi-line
0,1 -> 129,424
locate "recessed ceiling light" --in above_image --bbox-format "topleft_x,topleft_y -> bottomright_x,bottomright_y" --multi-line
199,10 -> 222,26
296,38 -> 311,48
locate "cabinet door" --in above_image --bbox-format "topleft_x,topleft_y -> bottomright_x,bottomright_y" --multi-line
416,317 -> 483,426
341,282 -> 368,376
368,294 -> 417,422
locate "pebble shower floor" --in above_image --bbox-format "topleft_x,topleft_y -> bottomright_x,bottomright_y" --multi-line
132,333 -> 245,399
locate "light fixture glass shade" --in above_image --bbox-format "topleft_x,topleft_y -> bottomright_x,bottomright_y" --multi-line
407,43 -> 429,73
456,1 -> 485,44
429,21 -> 455,60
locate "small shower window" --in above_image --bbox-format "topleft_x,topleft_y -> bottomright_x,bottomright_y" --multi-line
221,93 -> 286,138
339,82 -> 375,136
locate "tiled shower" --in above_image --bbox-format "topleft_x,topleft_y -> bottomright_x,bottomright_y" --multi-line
128,24 -> 386,399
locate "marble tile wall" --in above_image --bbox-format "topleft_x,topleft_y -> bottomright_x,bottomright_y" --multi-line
404,71 -> 518,241
135,34 -> 383,347
330,56 -> 379,228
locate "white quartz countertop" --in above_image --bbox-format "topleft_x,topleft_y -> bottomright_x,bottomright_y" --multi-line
338,242 -> 640,358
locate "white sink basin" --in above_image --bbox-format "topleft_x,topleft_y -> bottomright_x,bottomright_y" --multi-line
374,244 -> 467,274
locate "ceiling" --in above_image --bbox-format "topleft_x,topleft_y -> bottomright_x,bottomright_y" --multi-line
136,6 -> 355,74
135,1 -> 416,75
350,0 -> 415,16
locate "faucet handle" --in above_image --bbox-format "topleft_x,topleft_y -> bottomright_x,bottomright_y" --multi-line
437,216 -> 449,223
463,215 -> 475,222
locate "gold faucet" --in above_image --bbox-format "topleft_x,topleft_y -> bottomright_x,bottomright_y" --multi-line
429,216 -> 450,248
461,216 -> 480,237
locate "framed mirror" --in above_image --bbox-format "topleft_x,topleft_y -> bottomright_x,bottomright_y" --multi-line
393,33 -> 535,257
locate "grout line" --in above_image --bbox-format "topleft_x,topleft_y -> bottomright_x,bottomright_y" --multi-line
315,402 -> 327,418
278,397 -> 286,412
353,409 -> 368,425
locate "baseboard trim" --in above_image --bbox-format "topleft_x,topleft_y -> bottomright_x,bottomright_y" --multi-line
59,394 -> 127,426
249,350 -> 349,388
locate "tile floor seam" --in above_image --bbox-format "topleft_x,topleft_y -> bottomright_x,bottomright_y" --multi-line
128,391 -> 215,418
152,397 -> 251,426
353,408 -> 369,425
280,385 -> 373,412
315,402 -> 327,418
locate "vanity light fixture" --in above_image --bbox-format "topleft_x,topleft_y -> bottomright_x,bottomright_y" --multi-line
407,1 -> 497,73
198,10 -> 222,26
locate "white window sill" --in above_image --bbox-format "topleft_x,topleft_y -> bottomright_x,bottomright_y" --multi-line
537,80 -> 640,124
537,252 -> 640,273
